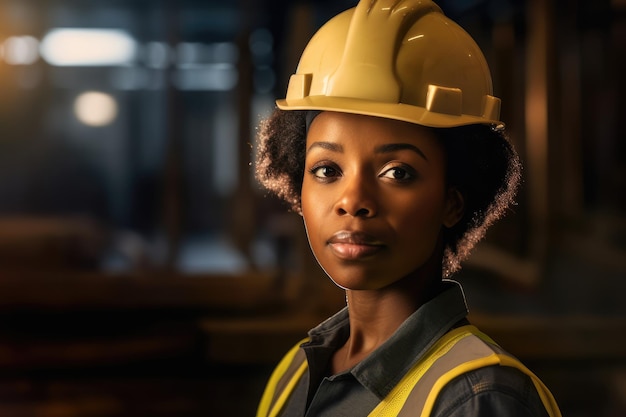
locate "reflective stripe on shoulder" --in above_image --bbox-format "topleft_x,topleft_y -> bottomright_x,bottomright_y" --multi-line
369,325 -> 562,417
256,338 -> 309,417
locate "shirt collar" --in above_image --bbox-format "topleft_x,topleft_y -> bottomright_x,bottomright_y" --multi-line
304,280 -> 469,400
353,280 -> 469,399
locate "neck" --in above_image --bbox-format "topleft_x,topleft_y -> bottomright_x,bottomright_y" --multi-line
347,273 -> 443,343
332,270 -> 444,373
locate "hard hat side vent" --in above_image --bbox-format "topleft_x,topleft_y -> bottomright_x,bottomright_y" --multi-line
482,95 -> 501,121
425,84 -> 462,116
285,74 -> 312,100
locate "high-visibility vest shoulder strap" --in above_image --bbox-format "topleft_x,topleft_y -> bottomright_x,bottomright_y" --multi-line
369,325 -> 562,417
257,326 -> 562,417
257,338 -> 309,417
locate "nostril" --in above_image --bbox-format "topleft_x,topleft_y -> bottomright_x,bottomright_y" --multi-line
333,182 -> 377,217
335,206 -> 372,217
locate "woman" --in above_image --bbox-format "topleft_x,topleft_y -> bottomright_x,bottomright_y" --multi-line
255,1 -> 562,416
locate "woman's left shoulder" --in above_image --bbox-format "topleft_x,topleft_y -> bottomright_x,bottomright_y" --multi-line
431,365 -> 550,417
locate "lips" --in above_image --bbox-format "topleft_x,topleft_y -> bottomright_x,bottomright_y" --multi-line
327,231 -> 385,260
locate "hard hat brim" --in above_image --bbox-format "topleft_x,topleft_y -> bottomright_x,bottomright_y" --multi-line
276,96 -> 503,129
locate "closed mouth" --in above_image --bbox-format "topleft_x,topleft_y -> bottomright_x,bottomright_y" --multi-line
327,231 -> 385,260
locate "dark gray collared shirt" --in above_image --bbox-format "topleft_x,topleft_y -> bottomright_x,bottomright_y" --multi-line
279,281 -> 550,416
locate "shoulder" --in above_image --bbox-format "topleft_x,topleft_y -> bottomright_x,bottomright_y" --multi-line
431,365 -> 550,417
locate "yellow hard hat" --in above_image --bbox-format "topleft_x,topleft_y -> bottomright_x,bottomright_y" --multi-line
276,0 -> 501,128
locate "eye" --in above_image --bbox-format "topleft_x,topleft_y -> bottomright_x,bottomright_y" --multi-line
310,165 -> 340,179
380,166 -> 415,181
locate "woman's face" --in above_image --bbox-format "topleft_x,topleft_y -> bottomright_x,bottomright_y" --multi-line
301,112 -> 462,291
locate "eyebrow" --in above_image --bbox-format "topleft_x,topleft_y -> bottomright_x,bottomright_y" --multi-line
306,141 -> 428,161
375,143 -> 428,161
307,141 -> 344,154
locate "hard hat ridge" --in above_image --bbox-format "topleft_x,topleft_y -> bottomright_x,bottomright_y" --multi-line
329,0 -> 442,103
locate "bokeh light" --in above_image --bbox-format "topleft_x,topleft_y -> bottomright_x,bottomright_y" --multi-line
40,29 -> 136,66
73,91 -> 118,127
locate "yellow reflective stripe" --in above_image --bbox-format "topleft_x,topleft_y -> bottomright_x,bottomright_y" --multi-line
367,326 -> 476,417
256,338 -> 309,417
260,327 -> 562,417
497,355 -> 562,417
466,325 -> 498,345
421,353 -> 562,417
455,329 -> 561,417
268,361 -> 308,417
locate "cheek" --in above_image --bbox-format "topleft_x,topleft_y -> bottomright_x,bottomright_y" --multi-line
390,187 -> 447,238
301,175 -> 335,213
300,181 -> 318,220
300,182 -> 325,244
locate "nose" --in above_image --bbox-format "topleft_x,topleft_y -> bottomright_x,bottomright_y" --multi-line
334,175 -> 378,218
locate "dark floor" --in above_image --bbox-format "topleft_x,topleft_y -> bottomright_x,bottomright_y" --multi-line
0,269 -> 624,417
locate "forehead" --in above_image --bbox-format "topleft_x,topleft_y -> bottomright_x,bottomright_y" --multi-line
306,111 -> 441,154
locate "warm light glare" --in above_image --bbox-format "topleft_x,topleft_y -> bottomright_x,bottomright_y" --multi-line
40,29 -> 136,66
74,91 -> 118,127
3,36 -> 39,65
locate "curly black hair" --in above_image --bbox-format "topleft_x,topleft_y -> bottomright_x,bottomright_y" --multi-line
255,108 -> 521,277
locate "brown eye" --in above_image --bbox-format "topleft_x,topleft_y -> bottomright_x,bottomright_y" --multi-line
381,167 -> 414,181
311,165 -> 339,178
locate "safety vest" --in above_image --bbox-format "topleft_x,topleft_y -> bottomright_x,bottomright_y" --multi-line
257,325 -> 562,417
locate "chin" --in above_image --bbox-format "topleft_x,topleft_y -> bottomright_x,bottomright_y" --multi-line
325,269 -> 397,291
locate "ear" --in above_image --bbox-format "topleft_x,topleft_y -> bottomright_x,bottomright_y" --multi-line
443,187 -> 465,228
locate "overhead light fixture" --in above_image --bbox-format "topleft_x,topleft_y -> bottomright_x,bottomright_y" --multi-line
40,28 -> 136,66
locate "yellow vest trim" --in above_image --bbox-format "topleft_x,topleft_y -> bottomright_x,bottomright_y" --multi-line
419,353 -> 562,417
367,325 -> 477,416
257,326 -> 562,417
369,325 -> 561,417
257,338 -> 309,417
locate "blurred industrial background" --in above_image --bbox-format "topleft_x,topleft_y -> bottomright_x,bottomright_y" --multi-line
0,0 -> 624,415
